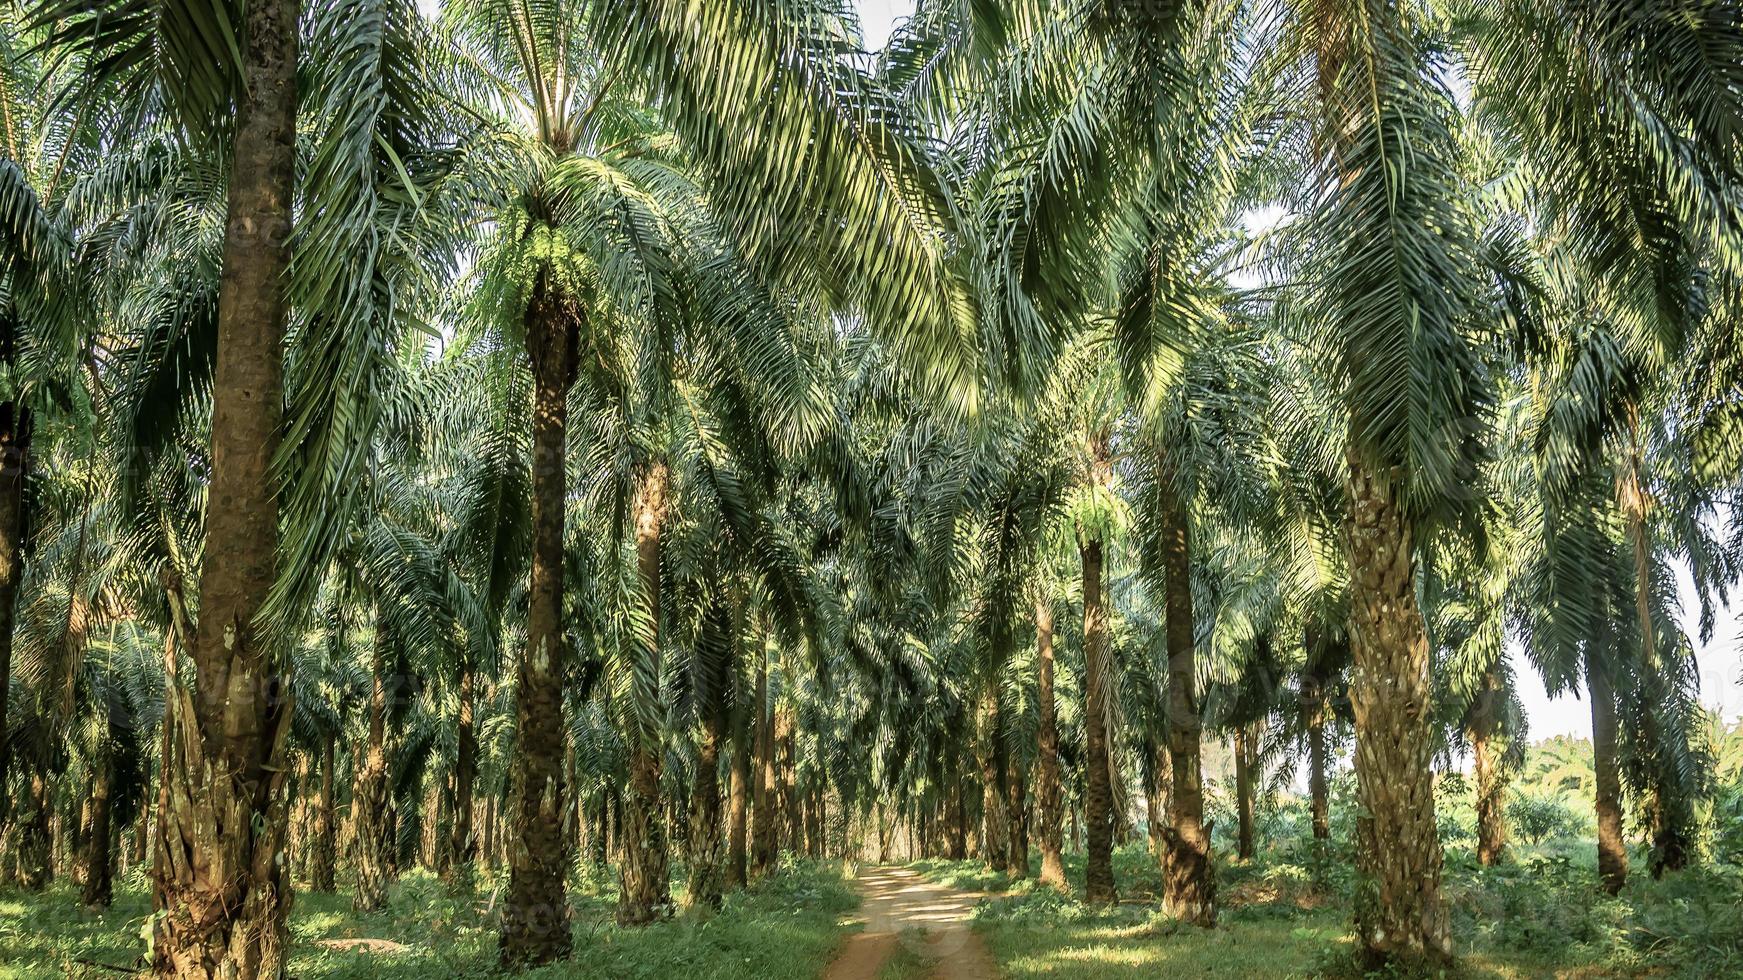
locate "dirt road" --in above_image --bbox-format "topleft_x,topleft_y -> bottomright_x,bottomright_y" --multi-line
823,865 -> 999,980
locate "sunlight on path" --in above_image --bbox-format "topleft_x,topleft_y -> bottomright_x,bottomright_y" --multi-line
824,866 -> 999,980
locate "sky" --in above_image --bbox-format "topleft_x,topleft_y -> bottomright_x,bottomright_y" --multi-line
857,0 -> 915,51
1519,570 -> 1743,739
845,0 -> 1743,740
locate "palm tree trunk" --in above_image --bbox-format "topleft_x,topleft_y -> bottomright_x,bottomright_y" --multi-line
588,791 -> 607,867
1619,417 -> 1692,878
572,756 -> 586,868
80,737 -> 114,909
36,785 -> 59,886
750,638 -> 776,880
1472,729 -> 1505,867
1080,532 -> 1117,905
947,764 -> 968,860
618,459 -> 671,926
1144,733 -> 1164,867
75,790 -> 92,888
687,642 -> 729,909
809,782 -> 825,857
1470,664 -> 1507,867
310,732 -> 336,892
352,625 -> 392,913
1234,727 -> 1255,861
150,1 -> 299,972
1158,464 -> 1212,925
385,799 -> 400,878
481,795 -> 496,873
669,794 -> 687,866
1299,645 -> 1330,842
500,277 -> 576,965
1587,652 -> 1628,894
445,661 -> 476,886
0,396 -> 29,823
726,723 -> 750,888
288,757 -> 308,883
1034,598 -> 1067,889
801,777 -> 815,854
976,683 -> 1009,871
774,705 -> 798,854
1343,455 -> 1450,965
12,770 -> 49,889
1005,723 -> 1029,879
422,780 -> 443,870
1156,734 -> 1174,849
132,795 -> 149,871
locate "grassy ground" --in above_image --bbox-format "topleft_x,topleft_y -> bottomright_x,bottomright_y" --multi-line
6,842 -> 1739,978
0,860 -> 859,979
907,840 -> 1743,979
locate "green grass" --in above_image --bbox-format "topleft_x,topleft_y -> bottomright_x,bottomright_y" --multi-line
0,860 -> 860,979
7,841 -> 1740,979
905,848 -> 1346,979
905,841 -> 1743,979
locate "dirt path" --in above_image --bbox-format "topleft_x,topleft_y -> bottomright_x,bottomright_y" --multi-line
824,865 -> 999,980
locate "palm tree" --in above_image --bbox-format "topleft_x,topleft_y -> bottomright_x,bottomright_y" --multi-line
1458,0 -> 1743,893
1421,487 -> 1525,869
34,0 -> 459,969
441,0 -> 974,957
1508,312 -> 1733,891
412,350 -> 530,886
1265,0 -> 1495,963
890,0 -> 1265,921
1070,418 -> 1122,905
1031,574 -> 1069,888
1119,283 -> 1271,924
290,610 -> 353,894
440,0 -> 733,942
134,0 -> 297,958
339,452 -> 450,912
0,0 -> 106,835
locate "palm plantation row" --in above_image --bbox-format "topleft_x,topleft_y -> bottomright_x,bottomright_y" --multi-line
0,0 -> 1739,976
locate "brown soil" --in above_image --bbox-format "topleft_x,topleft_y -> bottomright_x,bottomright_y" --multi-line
824,865 -> 999,980
312,938 -> 411,954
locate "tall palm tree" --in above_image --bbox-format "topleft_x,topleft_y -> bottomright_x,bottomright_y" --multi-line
34,0 -> 459,970
1459,0 -> 1743,893
0,0 -> 109,832
1067,412 -> 1124,905
441,0 -> 775,942
889,0 -> 1264,921
441,0 -> 974,958
1263,0 -> 1494,964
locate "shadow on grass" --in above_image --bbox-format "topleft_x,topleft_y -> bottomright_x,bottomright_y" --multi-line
0,861 -> 859,980
902,842 -> 1743,979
